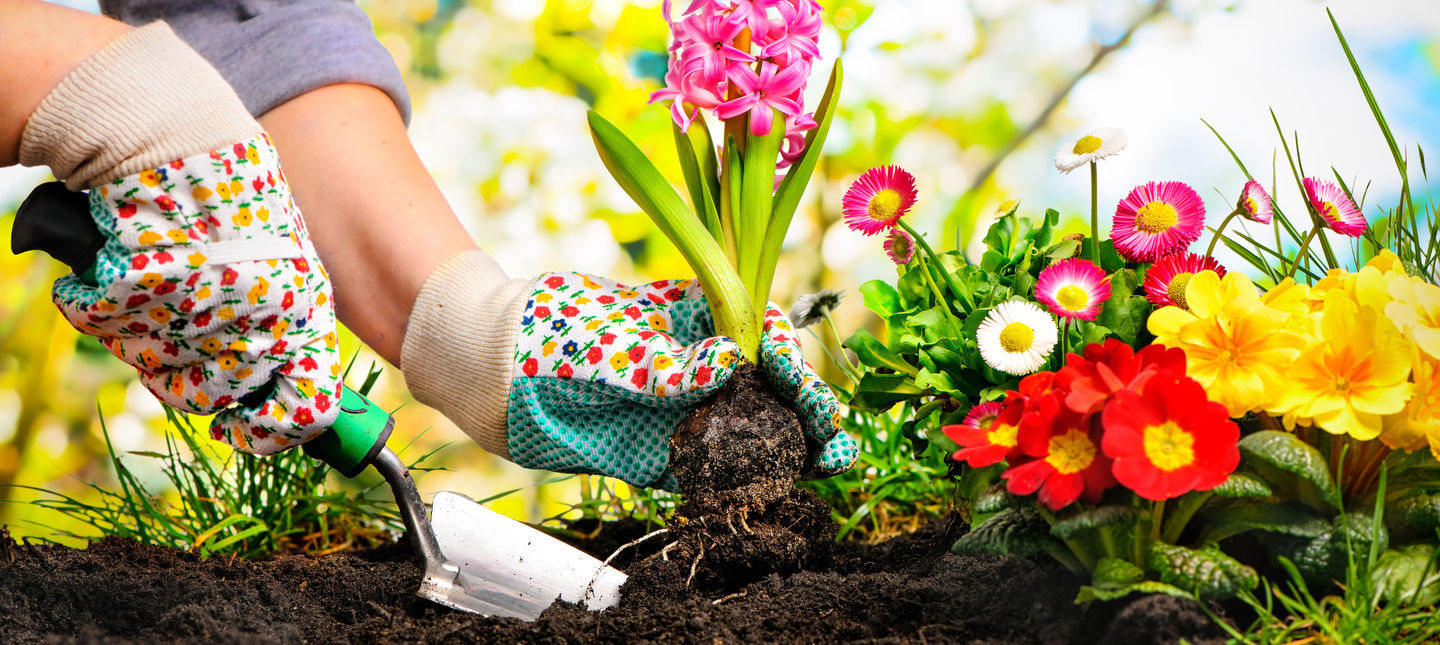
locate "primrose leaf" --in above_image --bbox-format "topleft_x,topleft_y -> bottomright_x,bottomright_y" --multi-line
952,506 -> 1062,558
1092,558 -> 1146,590
1043,239 -> 1081,260
1391,493 -> 1440,532
974,483 -> 1029,514
1050,505 -> 1146,541
1372,545 -> 1440,606
1211,472 -> 1274,498
1075,581 -> 1194,604
1148,542 -> 1259,600
1237,430 -> 1339,511
1197,500 -> 1330,544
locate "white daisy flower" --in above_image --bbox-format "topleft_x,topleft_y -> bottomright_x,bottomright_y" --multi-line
976,300 -> 1059,376
1053,127 -> 1127,174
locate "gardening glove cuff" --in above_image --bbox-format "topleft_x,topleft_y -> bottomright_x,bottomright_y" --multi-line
400,249 -> 532,460
18,22 -> 261,190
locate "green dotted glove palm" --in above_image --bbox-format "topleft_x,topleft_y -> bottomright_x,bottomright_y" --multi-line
505,272 -> 857,489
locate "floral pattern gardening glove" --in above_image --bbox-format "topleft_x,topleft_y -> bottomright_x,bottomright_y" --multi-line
506,272 -> 859,490
50,134 -> 342,455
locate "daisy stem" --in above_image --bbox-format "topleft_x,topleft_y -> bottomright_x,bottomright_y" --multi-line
911,244 -> 951,315
1286,226 -> 1320,280
823,312 -> 862,378
1203,208 -> 1244,260
1089,162 -> 1100,265
899,219 -> 975,313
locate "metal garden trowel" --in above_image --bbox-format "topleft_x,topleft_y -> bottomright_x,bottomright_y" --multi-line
10,181 -> 627,621
305,389 -> 628,619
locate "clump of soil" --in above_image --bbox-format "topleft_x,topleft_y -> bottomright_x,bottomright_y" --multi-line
0,518 -> 1233,644
664,364 -> 835,587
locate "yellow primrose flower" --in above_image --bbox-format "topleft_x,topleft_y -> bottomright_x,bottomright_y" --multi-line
1385,273 -> 1440,360
1268,296 -> 1414,440
1381,349 -> 1440,453
1366,248 -> 1406,275
1149,271 -> 1307,417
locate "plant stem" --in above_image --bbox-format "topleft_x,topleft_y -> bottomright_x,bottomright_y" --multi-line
822,312 -> 862,378
1286,226 -> 1320,280
1090,161 -> 1100,265
910,240 -> 952,312
1203,208 -> 1244,259
1149,499 -> 1165,545
899,219 -> 975,313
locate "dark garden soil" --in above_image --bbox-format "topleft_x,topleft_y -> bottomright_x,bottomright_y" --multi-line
0,516 -> 1233,644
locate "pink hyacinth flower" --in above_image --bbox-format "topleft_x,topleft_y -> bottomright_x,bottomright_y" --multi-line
1303,177 -> 1366,237
680,12 -> 755,84
1111,180 -> 1207,263
716,61 -> 806,136
760,0 -> 822,66
1035,258 -> 1111,321
842,165 -> 918,236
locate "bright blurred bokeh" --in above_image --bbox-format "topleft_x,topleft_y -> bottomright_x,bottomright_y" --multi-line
2,0 -> 1436,545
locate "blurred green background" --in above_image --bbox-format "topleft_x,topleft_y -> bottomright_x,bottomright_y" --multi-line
1,0 -> 1436,545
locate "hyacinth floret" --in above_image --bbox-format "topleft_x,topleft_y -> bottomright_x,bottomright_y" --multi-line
651,0 -> 823,149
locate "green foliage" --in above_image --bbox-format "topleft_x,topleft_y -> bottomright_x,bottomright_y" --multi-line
952,506 -> 1061,558
13,406 -> 409,559
1237,430 -> 1338,512
1147,542 -> 1259,600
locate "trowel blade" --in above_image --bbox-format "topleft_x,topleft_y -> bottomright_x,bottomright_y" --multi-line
421,491 -> 627,621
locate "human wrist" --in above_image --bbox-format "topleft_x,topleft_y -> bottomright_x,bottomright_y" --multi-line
400,250 -> 532,459
18,21 -> 260,189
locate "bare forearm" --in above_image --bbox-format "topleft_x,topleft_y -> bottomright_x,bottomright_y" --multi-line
257,83 -> 478,365
0,0 -> 130,166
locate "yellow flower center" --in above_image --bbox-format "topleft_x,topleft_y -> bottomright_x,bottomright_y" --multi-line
1072,136 -> 1103,155
1320,201 -> 1341,225
1335,376 -> 1350,392
1167,272 -> 1194,309
987,422 -> 1018,448
1143,421 -> 1195,471
999,322 -> 1035,353
1056,285 -> 1089,311
1218,349 -> 1236,363
1046,429 -> 1096,475
868,189 -> 903,223
1135,201 -> 1179,234
1243,196 -> 1258,215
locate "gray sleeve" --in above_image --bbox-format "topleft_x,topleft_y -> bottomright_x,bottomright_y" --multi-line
99,0 -> 412,124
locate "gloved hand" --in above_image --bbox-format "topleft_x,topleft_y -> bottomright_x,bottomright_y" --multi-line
18,23 -> 341,454
501,272 -> 857,489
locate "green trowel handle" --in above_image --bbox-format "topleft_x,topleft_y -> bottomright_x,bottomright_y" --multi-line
303,387 -> 394,478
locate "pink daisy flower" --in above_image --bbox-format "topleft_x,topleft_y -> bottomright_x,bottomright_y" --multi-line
1237,180 -> 1273,224
1111,181 -> 1207,263
1035,258 -> 1111,321
963,400 -> 1004,429
1142,252 -> 1226,310
842,165 -> 918,236
1303,177 -> 1366,237
884,228 -> 915,265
